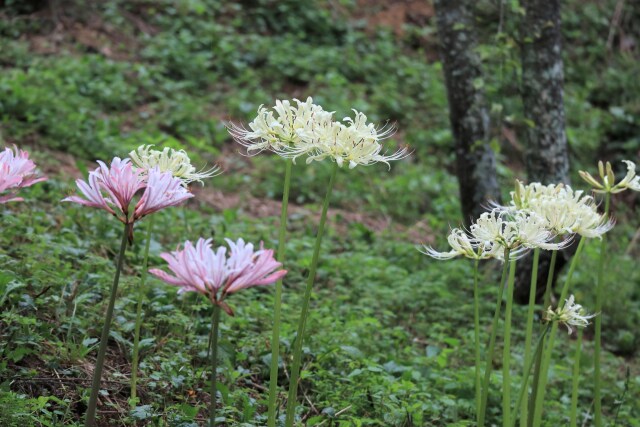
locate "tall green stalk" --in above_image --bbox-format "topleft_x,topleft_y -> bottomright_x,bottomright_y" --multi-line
503,258 -> 517,427
542,250 -> 558,309
210,305 -> 221,427
478,248 -> 511,427
528,249 -> 557,427
267,159 -> 293,427
569,329 -> 583,427
594,192 -> 611,427
284,163 -> 338,427
511,324 -> 551,427
472,258 -> 481,425
520,248 -> 539,427
85,223 -> 129,427
532,237 -> 586,427
130,217 -> 154,406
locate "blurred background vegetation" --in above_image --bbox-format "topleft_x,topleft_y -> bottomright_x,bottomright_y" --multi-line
0,0 -> 638,425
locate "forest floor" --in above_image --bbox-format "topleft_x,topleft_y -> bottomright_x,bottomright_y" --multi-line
1,1 -> 639,426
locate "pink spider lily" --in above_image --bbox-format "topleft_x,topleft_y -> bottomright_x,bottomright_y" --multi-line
63,157 -> 193,241
0,146 -> 47,203
149,238 -> 287,315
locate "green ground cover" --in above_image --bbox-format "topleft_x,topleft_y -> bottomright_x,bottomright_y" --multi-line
0,0 -> 638,425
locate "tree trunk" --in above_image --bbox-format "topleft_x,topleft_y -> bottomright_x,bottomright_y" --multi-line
521,0 -> 570,185
517,0 -> 572,304
434,0 -> 501,227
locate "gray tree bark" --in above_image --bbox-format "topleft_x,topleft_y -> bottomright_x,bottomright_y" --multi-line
517,0 -> 572,304
434,0 -> 501,227
521,0 -> 570,185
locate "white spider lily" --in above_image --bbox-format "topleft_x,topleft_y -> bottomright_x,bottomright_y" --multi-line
510,181 -> 565,210
545,295 -> 597,334
515,211 -> 571,250
129,145 -> 220,185
535,194 -> 612,239
500,180 -> 612,239
469,209 -> 569,260
579,159 -> 640,194
617,160 -> 640,192
420,228 -> 494,260
227,97 -> 333,154
283,110 -> 408,169
569,204 -> 615,238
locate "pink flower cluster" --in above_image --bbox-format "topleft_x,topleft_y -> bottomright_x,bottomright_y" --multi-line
149,238 -> 287,315
0,146 -> 47,203
63,157 -> 193,240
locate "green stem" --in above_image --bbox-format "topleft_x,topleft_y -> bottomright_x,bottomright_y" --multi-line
479,248 -> 511,427
511,324 -> 551,427
528,249 -> 557,427
503,258 -> 517,427
207,311 -> 214,359
284,163 -> 338,427
557,237 -> 585,303
473,258 -> 481,425
210,305 -> 221,427
267,158 -> 293,427
569,329 -> 583,427
130,217 -> 154,406
85,223 -> 129,427
542,250 -> 558,309
532,237 -> 586,427
594,192 -> 610,427
520,248 -> 540,427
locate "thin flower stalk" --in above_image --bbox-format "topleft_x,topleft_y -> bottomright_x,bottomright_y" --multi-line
594,192 -> 610,427
128,146 -> 217,405
528,249 -> 558,427
532,237 -> 586,427
210,304 -> 221,427
130,217 -> 154,406
473,258 -> 481,425
478,248 -> 511,427
285,163 -> 338,427
229,102 -> 312,427
569,329 -> 583,427
149,238 -> 286,427
420,230 -> 490,423
267,158 -> 293,427
580,159 -> 640,427
520,248 -> 539,427
503,258 -> 517,427
510,324 -> 551,427
85,223 -> 129,427
64,158 -> 192,426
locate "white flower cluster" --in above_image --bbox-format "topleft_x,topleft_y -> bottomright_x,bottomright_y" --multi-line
129,145 -> 220,186
580,159 -> 640,194
228,98 -> 333,154
421,209 -> 571,261
422,171 -> 620,262
545,295 -> 597,334
508,181 -> 613,239
228,97 -> 409,169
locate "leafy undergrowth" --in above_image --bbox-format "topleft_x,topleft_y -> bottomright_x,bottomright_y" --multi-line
0,0 -> 639,425
0,155 -> 638,426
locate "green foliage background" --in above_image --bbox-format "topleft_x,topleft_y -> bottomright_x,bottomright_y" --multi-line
0,0 -> 638,425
